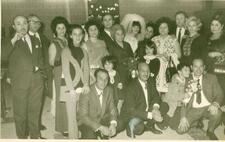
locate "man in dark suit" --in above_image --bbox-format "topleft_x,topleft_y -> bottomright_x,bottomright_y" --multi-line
78,68 -> 117,139
174,11 -> 188,48
28,14 -> 50,133
175,58 -> 223,140
118,61 -> 169,138
99,13 -> 115,53
8,16 -> 44,139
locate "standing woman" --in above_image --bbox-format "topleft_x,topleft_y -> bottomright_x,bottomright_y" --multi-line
61,24 -> 90,139
152,17 -> 181,94
83,19 -> 108,85
109,24 -> 133,100
180,16 -> 208,65
48,16 -> 69,135
206,13 -> 225,128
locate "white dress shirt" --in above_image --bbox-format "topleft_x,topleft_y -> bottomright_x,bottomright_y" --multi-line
192,75 -> 211,108
176,27 -> 186,43
22,34 -> 32,53
104,29 -> 112,39
95,86 -> 103,107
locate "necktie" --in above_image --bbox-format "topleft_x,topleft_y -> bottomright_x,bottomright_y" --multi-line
178,28 -> 182,44
196,79 -> 202,104
98,91 -> 103,107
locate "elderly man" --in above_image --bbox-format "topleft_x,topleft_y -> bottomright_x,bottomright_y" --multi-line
175,58 -> 223,140
78,68 -> 117,139
8,15 -> 44,139
118,61 -> 169,138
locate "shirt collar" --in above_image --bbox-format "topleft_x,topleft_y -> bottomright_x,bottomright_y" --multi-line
95,85 -> 103,95
22,34 -> 29,41
192,73 -> 203,80
138,78 -> 147,88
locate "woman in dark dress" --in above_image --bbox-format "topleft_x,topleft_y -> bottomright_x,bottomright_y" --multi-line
109,24 -> 134,87
180,16 -> 208,65
206,14 -> 225,132
48,16 -> 69,135
61,24 -> 90,139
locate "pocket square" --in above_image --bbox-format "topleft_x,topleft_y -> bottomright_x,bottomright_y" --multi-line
35,45 -> 39,48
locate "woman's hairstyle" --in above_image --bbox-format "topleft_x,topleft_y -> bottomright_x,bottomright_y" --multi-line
211,12 -> 225,26
84,18 -> 100,36
145,40 -> 157,55
132,21 -> 141,33
186,16 -> 202,32
111,24 -> 125,40
50,16 -> 69,37
68,24 -> 85,46
101,55 -> 117,69
155,17 -> 173,35
177,62 -> 190,71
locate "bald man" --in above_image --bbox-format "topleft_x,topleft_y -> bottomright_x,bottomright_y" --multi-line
8,15 -> 44,139
175,58 -> 223,140
118,61 -> 169,138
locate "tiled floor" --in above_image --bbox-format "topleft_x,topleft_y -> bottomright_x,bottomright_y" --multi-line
1,92 -> 225,140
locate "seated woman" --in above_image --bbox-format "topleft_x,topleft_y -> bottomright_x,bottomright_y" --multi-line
83,19 -> 109,84
162,63 -> 190,118
142,40 -> 160,79
61,24 -> 90,139
102,55 -> 123,114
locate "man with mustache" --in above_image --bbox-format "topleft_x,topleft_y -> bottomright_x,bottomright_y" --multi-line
8,15 -> 45,139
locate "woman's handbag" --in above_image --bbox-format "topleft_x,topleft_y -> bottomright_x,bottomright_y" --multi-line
166,56 -> 177,83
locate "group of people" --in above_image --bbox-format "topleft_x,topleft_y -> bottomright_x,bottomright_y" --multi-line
2,10 -> 225,140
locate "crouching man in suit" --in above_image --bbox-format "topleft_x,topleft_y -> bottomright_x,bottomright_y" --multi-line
117,61 -> 169,138
78,68 -> 117,139
175,58 -> 223,140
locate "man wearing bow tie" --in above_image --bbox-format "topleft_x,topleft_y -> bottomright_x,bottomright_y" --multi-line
78,68 -> 117,139
28,14 -> 50,133
8,15 -> 44,139
176,58 -> 223,140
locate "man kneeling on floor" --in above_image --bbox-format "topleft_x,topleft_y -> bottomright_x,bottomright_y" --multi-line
117,61 -> 169,138
78,68 -> 117,139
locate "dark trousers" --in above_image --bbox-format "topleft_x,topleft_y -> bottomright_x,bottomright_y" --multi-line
12,73 -> 44,139
171,106 -> 222,134
117,102 -> 169,136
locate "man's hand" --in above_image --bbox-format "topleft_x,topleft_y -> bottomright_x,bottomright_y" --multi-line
178,117 -> 189,133
152,108 -> 163,122
109,123 -> 117,137
208,104 -> 219,115
99,126 -> 110,136
82,85 -> 90,94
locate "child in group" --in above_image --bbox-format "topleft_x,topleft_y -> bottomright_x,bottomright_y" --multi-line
102,55 -> 123,114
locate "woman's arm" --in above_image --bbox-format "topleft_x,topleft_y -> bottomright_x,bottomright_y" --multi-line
61,48 -> 74,91
82,48 -> 90,87
48,43 -> 56,66
174,39 -> 181,58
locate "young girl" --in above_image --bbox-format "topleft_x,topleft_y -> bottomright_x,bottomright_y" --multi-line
102,55 -> 123,114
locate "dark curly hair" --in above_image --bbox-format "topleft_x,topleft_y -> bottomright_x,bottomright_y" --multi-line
155,17 -> 173,35
146,21 -> 156,35
102,55 -> 117,69
50,16 -> 69,37
211,11 -> 225,26
84,18 -> 101,36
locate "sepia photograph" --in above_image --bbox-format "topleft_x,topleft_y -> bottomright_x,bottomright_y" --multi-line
1,0 -> 225,140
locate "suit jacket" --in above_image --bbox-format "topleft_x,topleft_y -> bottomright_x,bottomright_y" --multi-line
120,78 -> 161,122
8,35 -> 44,90
175,27 -> 189,48
181,73 -> 224,117
78,84 -> 117,131
99,30 -> 115,53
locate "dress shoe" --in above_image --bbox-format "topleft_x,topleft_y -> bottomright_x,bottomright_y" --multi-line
145,125 -> 162,134
157,122 -> 168,130
62,132 -> 69,137
206,130 -> 218,140
40,124 -> 47,130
